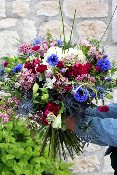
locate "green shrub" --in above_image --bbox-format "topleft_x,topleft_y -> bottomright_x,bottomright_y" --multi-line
0,118 -> 74,175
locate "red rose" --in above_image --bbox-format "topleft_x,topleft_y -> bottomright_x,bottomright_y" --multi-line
98,105 -> 109,112
36,64 -> 47,74
4,61 -> 9,67
32,46 -> 40,51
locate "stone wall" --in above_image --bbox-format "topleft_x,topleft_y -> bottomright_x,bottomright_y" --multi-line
0,0 -> 117,174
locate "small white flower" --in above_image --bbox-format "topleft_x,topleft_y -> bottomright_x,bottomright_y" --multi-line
64,48 -> 86,63
44,76 -> 56,89
15,82 -> 20,88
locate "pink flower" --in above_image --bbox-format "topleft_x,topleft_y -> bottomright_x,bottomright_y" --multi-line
98,105 -> 109,112
95,66 -> 100,71
45,73 -> 51,78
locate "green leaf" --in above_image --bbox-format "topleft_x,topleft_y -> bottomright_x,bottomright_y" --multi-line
33,157 -> 40,164
35,163 -> 40,170
14,148 -> 25,159
0,163 -> 4,171
19,159 -> 28,167
6,154 -> 15,161
59,162 -> 67,170
24,170 -> 30,175
54,170 -> 63,175
40,156 -> 46,164
106,93 -> 113,99
63,170 -> 72,175
15,89 -> 21,99
39,88 -> 48,95
68,163 -> 74,167
33,82 -> 39,95
33,170 -> 41,175
5,159 -> 14,167
1,154 -> 7,163
0,143 -> 7,149
12,164 -> 23,173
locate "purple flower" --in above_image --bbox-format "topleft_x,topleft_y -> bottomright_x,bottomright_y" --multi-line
108,78 -> 112,81
73,86 -> 88,102
33,38 -> 41,47
60,69 -> 64,73
12,64 -> 23,73
57,40 -> 63,46
96,58 -> 111,71
47,54 -> 59,66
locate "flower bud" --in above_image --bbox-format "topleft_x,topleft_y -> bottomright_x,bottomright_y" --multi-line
5,68 -> 12,74
41,94 -> 49,100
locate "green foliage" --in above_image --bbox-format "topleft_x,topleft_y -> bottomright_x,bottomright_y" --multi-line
0,118 -> 73,175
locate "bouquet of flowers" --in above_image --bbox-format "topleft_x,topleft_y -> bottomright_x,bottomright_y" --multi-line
0,32 -> 116,161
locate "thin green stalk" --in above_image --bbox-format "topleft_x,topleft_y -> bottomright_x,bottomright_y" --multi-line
68,9 -> 76,51
100,6 -> 117,43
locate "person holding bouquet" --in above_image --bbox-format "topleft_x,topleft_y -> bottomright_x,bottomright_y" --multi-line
65,103 -> 117,175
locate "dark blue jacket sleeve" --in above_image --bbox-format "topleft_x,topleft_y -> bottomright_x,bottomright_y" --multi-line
75,103 -> 117,147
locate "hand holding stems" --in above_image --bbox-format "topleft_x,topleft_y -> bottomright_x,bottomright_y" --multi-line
65,116 -> 77,131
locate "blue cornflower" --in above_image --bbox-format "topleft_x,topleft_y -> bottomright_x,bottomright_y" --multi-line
34,38 -> 41,44
104,54 -> 108,58
12,64 -> 23,73
108,78 -> 112,81
103,78 -> 106,80
73,86 -> 88,102
32,42 -> 36,47
47,54 -> 59,66
33,38 -> 41,47
57,39 -> 63,46
60,69 -> 64,73
96,58 -> 111,71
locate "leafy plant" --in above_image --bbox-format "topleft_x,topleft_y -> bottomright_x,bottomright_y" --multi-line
0,118 -> 74,175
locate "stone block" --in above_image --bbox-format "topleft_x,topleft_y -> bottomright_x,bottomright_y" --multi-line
23,19 -> 37,42
67,155 -> 100,173
39,20 -> 71,41
35,1 -> 59,16
112,0 -> 117,43
77,21 -> 107,41
63,0 -> 108,18
83,143 -> 101,152
13,0 -> 30,16
0,0 -> 6,17
0,18 -> 17,29
104,45 -> 117,62
0,31 -> 20,57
